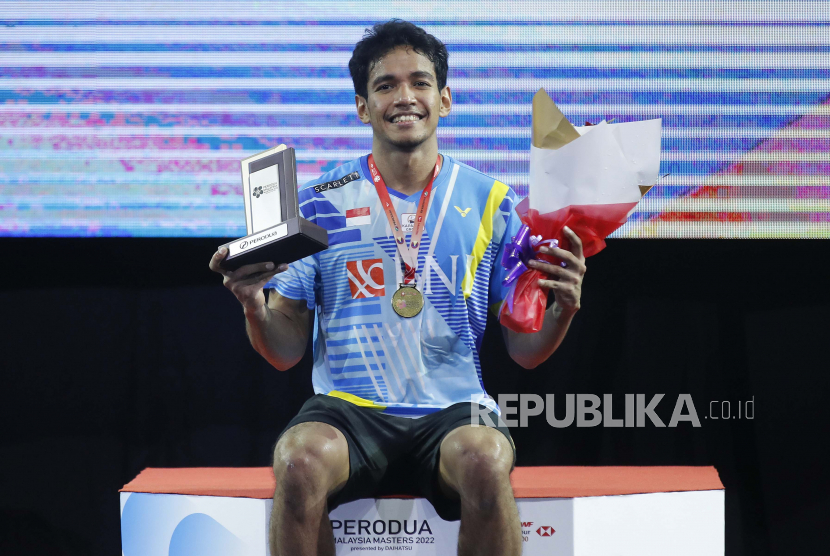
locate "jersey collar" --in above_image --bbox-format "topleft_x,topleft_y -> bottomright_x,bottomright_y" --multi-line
360,153 -> 453,202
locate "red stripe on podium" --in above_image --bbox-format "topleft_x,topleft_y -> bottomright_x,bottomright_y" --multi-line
121,466 -> 723,500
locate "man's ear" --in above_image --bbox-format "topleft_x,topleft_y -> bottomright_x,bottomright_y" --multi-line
355,94 -> 371,124
439,86 -> 452,118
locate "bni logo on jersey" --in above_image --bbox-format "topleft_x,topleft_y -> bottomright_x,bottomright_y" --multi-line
346,259 -> 385,299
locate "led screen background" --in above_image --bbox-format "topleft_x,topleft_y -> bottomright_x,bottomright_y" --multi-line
1,0 -> 827,238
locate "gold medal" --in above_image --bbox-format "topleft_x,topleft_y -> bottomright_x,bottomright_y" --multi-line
391,284 -> 423,318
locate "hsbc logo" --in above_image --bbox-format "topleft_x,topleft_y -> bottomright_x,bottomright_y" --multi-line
520,520 -> 555,543
346,259 -> 385,299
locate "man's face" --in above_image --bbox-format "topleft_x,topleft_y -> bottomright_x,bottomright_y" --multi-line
356,46 -> 452,151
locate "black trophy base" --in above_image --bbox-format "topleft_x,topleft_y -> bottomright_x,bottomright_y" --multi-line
219,217 -> 328,271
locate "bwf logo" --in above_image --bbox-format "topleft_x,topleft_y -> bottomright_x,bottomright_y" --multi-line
346,259 -> 385,299
253,186 -> 263,198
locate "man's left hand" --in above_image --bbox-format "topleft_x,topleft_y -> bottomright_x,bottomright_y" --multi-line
527,226 -> 586,314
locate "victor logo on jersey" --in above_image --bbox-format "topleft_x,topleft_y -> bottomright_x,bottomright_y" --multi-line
346,259 -> 385,299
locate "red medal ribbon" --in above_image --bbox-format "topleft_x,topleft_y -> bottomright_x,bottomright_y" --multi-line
368,153 -> 441,284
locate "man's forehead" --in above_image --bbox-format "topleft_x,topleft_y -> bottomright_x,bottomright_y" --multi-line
368,46 -> 436,80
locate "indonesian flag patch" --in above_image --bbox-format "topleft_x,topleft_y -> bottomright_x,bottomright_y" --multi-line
346,207 -> 371,227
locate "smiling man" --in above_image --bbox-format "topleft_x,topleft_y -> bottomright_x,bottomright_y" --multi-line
209,20 -> 586,556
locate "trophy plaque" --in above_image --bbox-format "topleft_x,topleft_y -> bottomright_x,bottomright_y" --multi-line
219,145 -> 328,271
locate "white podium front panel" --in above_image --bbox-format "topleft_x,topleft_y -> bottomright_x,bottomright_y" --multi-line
120,492 -> 269,556
574,490 -> 725,556
121,490 -> 723,556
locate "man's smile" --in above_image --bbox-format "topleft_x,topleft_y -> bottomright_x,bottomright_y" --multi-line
389,112 -> 425,124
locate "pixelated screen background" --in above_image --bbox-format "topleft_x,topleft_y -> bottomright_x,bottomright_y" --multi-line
1,0 -> 827,237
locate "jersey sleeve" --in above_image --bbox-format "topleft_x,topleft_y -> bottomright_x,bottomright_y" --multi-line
488,188 -> 523,315
263,181 -> 323,310
264,255 -> 320,310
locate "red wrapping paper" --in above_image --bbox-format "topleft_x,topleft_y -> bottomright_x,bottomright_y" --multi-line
499,201 -> 638,333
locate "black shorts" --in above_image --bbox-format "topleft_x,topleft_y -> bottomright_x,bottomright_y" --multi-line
277,394 -> 514,521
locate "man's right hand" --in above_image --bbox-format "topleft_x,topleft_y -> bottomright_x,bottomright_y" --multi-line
208,247 -> 288,316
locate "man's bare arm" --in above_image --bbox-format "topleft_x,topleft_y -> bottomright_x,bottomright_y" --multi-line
502,303 -> 577,369
246,290 -> 311,370
209,247 -> 311,371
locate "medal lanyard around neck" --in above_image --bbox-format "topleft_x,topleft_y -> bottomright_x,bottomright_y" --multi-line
367,153 -> 441,284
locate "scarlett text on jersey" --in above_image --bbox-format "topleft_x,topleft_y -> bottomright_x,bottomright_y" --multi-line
473,394 -> 755,428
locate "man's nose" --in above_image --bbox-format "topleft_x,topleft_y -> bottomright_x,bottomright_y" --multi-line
393,84 -> 416,105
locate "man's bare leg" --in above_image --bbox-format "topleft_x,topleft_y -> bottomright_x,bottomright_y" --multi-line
315,509 -> 336,556
270,422 -> 349,556
438,425 -> 521,556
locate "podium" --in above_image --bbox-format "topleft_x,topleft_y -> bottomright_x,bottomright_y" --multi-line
120,466 -> 724,555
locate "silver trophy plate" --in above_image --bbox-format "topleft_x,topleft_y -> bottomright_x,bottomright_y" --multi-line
219,145 -> 328,271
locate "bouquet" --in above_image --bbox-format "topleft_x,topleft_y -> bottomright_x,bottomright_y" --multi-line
499,89 -> 662,333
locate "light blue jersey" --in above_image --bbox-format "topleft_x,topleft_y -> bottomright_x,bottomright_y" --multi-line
266,154 -> 522,417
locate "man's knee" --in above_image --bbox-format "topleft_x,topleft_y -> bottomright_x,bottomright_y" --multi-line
273,422 -> 349,501
440,426 -> 514,499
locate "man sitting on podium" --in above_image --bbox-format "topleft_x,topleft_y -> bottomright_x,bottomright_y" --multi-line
209,19 -> 586,556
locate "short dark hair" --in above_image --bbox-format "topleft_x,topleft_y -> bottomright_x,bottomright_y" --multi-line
349,20 -> 449,99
